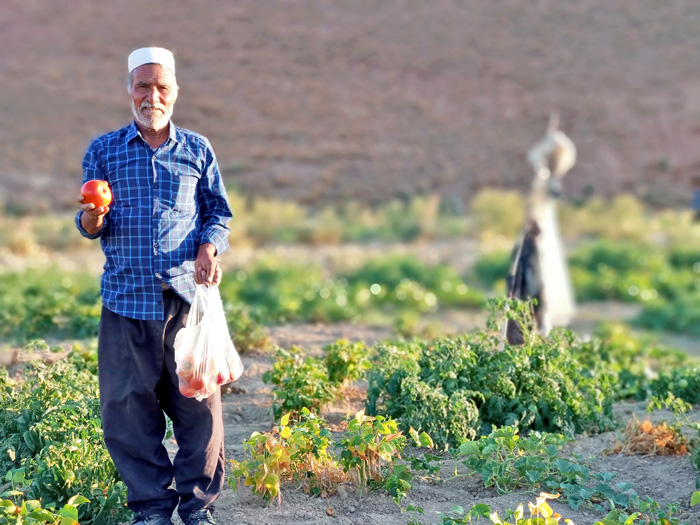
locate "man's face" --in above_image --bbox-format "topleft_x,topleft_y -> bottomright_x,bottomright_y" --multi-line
129,64 -> 178,132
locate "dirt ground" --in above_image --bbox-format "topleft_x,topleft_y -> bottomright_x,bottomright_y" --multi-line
3,1 -> 700,211
165,322 -> 700,525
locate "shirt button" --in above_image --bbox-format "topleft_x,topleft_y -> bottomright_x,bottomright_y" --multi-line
154,183 -> 159,189
155,272 -> 161,279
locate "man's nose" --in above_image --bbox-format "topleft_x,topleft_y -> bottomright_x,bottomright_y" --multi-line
146,86 -> 160,102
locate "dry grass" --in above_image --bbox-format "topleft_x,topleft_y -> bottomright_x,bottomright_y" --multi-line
612,415 -> 689,457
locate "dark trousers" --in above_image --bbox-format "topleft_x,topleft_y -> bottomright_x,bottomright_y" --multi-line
98,289 -> 225,522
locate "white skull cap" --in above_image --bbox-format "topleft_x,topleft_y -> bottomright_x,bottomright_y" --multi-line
128,47 -> 175,74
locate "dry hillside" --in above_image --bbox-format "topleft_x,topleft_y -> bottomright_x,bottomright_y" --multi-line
1,0 -> 699,212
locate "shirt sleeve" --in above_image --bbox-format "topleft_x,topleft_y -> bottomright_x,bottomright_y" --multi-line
75,138 -> 108,239
196,139 -> 233,255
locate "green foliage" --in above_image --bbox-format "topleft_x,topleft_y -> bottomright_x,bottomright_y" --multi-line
220,258 -> 352,324
566,238 -> 700,334
229,410 -> 428,507
220,301 -> 274,353
434,492 -> 568,524
0,494 -> 90,525
344,254 -> 484,310
0,349 -> 129,525
261,347 -> 338,421
648,365 -> 700,405
0,269 -> 100,343
456,426 -> 570,494
667,245 -> 700,269
568,240 -> 669,302
635,293 -> 700,336
228,409 -> 342,506
571,323 -> 688,401
367,303 -> 616,449
469,235 -> 700,335
454,425 -> 689,521
336,411 -> 408,497
431,489 -> 685,525
592,495 -> 682,525
467,250 -> 510,292
262,341 -> 373,422
323,339 -> 371,386
218,254 -> 484,328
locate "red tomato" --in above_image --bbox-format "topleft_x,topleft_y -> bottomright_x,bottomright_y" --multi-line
81,180 -> 112,208
189,377 -> 206,391
179,383 -> 198,398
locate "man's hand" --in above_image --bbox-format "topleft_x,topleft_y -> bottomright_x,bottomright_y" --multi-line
194,243 -> 221,286
78,195 -> 109,235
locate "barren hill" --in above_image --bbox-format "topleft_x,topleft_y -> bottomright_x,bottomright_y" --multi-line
2,0 -> 699,212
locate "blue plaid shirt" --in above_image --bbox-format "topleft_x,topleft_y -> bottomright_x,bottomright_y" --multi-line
75,121 -> 233,321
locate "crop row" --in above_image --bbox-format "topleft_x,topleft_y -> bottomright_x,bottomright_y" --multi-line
0,238 -> 698,346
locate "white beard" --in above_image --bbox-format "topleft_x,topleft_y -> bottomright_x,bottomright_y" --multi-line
131,100 -> 174,131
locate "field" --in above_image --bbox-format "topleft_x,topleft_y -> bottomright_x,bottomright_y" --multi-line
1,192 -> 700,525
2,0 -> 700,212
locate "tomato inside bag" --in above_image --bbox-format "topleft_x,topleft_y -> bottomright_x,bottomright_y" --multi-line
174,284 -> 244,401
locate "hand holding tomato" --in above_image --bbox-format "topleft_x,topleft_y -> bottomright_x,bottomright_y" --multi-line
78,180 -> 111,235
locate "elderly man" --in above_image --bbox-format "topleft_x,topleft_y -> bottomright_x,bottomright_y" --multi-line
75,47 -> 232,525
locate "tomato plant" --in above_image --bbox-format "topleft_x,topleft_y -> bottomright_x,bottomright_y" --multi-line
0,351 -> 130,524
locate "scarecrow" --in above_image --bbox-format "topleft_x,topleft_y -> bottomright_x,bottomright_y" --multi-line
505,115 -> 577,345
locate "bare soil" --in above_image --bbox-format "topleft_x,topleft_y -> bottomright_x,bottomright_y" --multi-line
2,1 -> 700,212
167,322 -> 700,525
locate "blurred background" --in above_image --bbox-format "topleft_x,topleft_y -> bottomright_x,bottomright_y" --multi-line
0,0 -> 698,356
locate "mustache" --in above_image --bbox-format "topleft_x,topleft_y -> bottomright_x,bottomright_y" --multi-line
140,101 -> 166,112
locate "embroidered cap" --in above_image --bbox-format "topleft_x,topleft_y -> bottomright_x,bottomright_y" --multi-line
128,47 -> 175,74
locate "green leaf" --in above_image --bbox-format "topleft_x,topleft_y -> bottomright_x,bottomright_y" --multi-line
263,473 -> 279,491
470,503 -> 491,516
691,491 -> 700,506
58,504 -> 79,521
416,432 -> 433,448
458,441 -> 480,456
67,495 -> 89,507
28,509 -> 57,522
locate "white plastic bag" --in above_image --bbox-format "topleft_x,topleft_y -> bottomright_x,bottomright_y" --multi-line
174,284 -> 244,401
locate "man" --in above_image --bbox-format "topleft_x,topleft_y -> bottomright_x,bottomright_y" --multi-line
75,47 -> 232,525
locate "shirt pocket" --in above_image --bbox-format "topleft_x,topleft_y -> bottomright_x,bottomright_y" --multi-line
172,166 -> 202,214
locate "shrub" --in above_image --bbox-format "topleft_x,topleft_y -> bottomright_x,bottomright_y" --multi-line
366,305 -> 616,449
261,347 -> 338,421
323,339 -> 372,386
